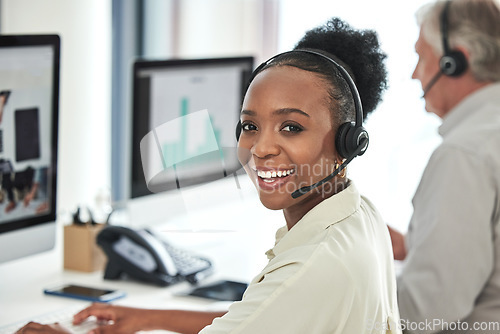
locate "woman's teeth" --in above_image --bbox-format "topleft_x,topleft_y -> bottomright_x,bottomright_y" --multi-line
257,169 -> 295,179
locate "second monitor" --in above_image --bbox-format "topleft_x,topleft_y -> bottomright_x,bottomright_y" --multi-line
130,56 -> 254,199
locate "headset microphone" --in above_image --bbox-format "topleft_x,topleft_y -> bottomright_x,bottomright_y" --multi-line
291,137 -> 368,199
422,70 -> 443,98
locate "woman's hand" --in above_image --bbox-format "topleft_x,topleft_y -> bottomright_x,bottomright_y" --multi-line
73,303 -> 150,334
387,225 -> 407,261
15,322 -> 71,334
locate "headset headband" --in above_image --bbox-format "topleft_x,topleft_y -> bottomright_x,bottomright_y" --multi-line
249,49 -> 364,129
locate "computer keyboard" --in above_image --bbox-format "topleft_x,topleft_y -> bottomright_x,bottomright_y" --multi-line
0,305 -> 98,334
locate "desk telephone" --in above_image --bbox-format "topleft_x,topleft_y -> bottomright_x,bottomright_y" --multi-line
97,225 -> 213,286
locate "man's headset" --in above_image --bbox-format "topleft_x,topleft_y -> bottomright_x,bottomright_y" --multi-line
235,49 -> 369,199
423,0 -> 468,96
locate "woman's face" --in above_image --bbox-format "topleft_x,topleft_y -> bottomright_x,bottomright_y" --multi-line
238,65 -> 339,211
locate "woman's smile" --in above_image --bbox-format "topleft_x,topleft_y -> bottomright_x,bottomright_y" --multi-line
254,167 -> 296,191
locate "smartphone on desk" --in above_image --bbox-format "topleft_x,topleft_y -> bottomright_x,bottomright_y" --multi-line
44,284 -> 126,302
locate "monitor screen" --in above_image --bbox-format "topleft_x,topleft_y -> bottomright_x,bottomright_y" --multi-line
130,56 -> 254,198
0,35 -> 60,263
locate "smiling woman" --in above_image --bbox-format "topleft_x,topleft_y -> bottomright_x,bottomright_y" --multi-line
15,17 -> 402,334
237,17 -> 388,228
209,17 -> 402,333
239,65 -> 338,218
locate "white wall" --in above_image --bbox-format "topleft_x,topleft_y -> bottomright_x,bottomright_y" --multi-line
174,0 -> 278,63
177,0 -> 258,58
1,0 -> 112,217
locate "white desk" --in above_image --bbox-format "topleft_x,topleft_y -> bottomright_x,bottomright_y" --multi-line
0,191 -> 284,333
0,254 -> 229,333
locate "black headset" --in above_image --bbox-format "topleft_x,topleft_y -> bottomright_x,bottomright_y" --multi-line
440,0 -> 468,77
235,49 -> 368,160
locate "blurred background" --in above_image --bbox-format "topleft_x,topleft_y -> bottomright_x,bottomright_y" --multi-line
0,0 -> 441,233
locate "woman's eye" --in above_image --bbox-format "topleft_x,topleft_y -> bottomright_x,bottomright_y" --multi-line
241,122 -> 257,131
282,124 -> 303,133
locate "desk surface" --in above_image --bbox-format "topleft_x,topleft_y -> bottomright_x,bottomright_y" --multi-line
0,194 -> 284,333
0,258 -> 231,333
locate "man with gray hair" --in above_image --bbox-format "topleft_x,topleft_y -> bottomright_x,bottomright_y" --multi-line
388,0 -> 500,333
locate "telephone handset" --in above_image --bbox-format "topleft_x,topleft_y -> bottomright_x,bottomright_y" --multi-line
97,225 -> 212,287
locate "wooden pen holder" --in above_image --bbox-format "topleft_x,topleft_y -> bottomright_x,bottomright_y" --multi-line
63,223 -> 106,272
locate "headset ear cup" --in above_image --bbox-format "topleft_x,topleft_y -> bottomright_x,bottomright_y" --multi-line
440,50 -> 467,77
336,122 -> 369,159
235,121 -> 242,141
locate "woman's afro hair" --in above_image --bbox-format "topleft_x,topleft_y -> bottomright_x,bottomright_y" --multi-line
294,17 -> 388,118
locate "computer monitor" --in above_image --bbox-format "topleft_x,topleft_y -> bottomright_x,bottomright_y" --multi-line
130,56 -> 254,199
0,35 -> 60,263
